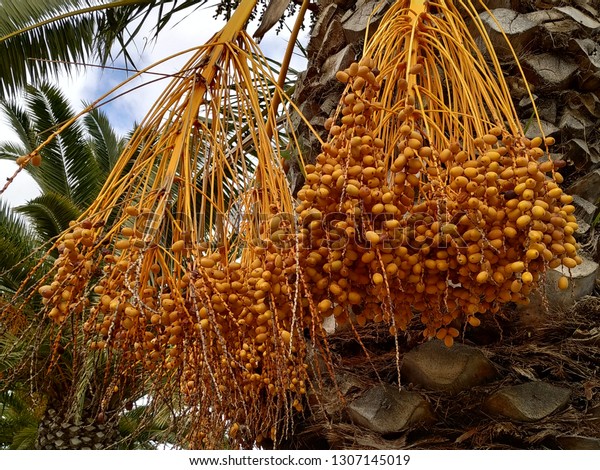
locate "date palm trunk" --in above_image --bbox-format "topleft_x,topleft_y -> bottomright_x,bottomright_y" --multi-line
36,407 -> 118,450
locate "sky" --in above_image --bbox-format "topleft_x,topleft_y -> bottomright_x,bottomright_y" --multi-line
0,6 -> 309,207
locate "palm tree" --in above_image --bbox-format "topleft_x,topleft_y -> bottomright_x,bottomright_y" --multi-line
1,0 -> 597,450
0,82 -> 126,239
0,84 -> 135,449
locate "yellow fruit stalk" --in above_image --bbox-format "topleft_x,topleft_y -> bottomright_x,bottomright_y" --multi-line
4,0 -> 318,449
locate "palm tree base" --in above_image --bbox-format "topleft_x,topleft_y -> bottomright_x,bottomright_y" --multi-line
36,408 -> 118,450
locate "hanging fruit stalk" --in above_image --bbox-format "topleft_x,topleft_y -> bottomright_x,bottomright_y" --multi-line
3,0 -> 318,448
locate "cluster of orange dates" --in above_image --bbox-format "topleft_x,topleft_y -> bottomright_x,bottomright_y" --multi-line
295,58 -> 580,345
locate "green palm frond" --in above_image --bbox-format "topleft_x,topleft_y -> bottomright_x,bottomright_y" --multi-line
0,0 -> 267,96
118,402 -> 175,449
1,84 -> 82,201
23,83 -> 102,207
83,107 -> 127,176
0,200 -> 36,248
7,425 -> 39,450
1,84 -> 126,209
0,0 -> 175,95
0,0 -> 297,96
0,388 -> 41,449
0,200 -> 39,293
0,0 -> 98,96
15,192 -> 82,242
0,99 -> 35,152
0,141 -> 28,162
0,84 -> 127,293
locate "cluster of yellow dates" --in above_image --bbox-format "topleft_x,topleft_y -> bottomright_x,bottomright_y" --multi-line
39,58 -> 581,356
38,205 -> 308,444
295,58 -> 580,346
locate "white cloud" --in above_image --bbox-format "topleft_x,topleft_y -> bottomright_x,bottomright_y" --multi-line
0,7 -> 309,208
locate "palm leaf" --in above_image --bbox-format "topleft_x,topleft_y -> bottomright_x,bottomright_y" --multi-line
83,107 -> 127,176
15,192 -> 81,242
2,84 -> 128,209
0,0 -> 98,96
23,83 -> 103,207
0,200 -> 40,293
0,0 -> 294,96
0,0 -> 164,95
0,141 -> 28,163
118,402 -> 175,449
0,99 -> 36,152
0,0 -> 261,96
0,388 -> 41,450
7,425 -> 39,450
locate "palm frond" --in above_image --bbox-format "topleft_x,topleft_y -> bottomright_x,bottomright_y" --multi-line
0,388 -> 41,449
22,83 -> 103,207
0,0 -> 270,96
0,0 -> 296,96
15,192 -> 81,242
0,199 -> 36,248
0,0 -> 171,95
0,0 -> 98,96
3,84 -> 127,210
0,98 -> 36,152
0,328 -> 40,384
83,107 -> 127,177
0,200 -> 39,293
0,141 -> 28,163
118,402 -> 175,449
7,425 -> 39,450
